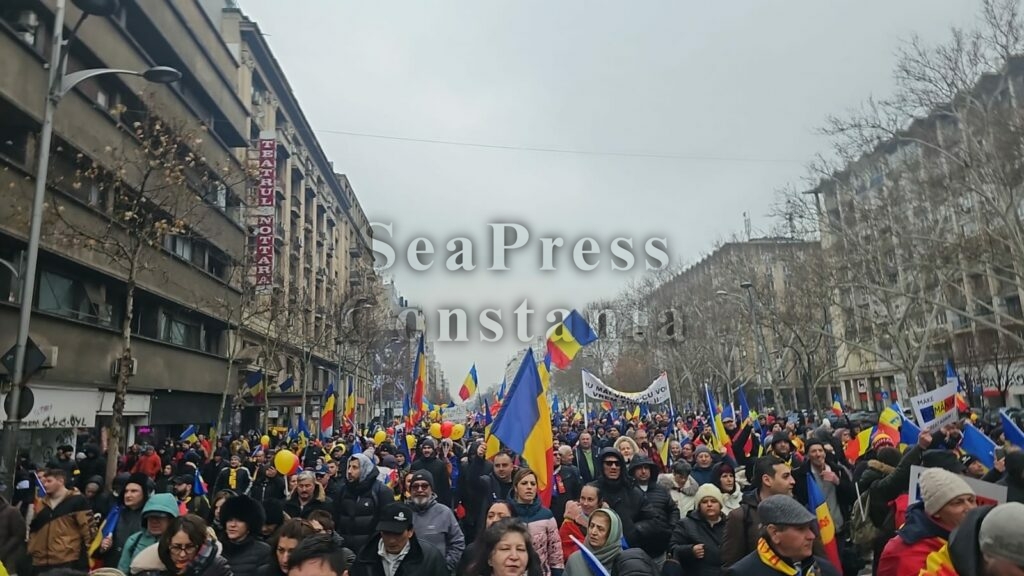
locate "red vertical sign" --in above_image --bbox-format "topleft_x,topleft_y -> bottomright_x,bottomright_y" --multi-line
254,138 -> 276,289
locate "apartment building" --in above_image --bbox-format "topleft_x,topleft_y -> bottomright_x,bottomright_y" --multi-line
0,0 -> 378,457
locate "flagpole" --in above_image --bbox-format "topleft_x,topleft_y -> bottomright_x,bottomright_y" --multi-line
581,370 -> 589,427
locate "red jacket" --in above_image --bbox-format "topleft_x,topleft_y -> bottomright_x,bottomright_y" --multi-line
877,503 -> 950,576
558,518 -> 585,561
132,452 -> 163,479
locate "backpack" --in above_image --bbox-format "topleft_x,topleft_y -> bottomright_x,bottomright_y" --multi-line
849,483 -> 880,549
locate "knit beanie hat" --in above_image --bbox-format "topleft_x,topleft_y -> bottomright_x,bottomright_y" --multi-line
919,468 -> 975,516
694,483 -> 725,507
979,502 -> 1024,567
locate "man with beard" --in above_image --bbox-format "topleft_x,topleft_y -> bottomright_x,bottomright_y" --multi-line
593,447 -> 660,552
407,470 -> 465,572
476,450 -> 516,530
574,431 -> 599,483
410,438 -> 452,507
334,453 -> 395,554
456,440 -> 493,542
172,473 -> 211,519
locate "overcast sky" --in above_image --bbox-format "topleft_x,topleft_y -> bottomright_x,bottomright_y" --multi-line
238,0 -> 980,399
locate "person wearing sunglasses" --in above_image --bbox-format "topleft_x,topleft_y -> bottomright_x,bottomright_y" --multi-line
591,448 -> 662,556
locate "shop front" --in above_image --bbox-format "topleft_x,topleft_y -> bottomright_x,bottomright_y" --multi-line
0,384 -> 99,465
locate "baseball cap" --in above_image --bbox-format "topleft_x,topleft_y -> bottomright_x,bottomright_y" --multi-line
377,502 -> 414,533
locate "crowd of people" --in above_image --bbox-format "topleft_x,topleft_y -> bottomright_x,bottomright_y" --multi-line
0,407 -> 1023,576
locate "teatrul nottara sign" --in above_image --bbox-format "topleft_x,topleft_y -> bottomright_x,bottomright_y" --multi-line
253,136 -> 276,290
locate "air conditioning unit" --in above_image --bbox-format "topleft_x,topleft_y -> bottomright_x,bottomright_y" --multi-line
110,358 -> 138,378
40,346 -> 59,369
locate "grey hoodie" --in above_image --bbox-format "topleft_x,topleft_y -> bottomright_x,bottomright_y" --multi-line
409,495 -> 465,572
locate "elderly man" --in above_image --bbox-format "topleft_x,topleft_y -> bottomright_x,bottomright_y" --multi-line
552,445 -> 583,525
407,470 -> 464,572
284,470 -> 334,518
725,495 -> 841,575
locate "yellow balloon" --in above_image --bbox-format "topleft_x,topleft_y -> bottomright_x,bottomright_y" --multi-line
429,422 -> 442,439
406,434 -> 417,449
451,423 -> 465,441
273,449 -> 299,475
373,430 -> 387,445
260,434 -> 270,447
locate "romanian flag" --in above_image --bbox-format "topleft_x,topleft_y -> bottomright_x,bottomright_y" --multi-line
920,544 -> 958,576
844,426 -> 874,464
458,364 -> 478,401
600,400 -> 613,412
484,398 -> 501,459
946,360 -> 970,414
343,376 -> 356,431
545,310 -> 597,370
321,381 -> 336,439
179,425 -> 198,444
703,384 -> 733,458
88,504 -> 121,569
491,350 -> 555,506
245,370 -> 265,404
831,393 -> 844,417
411,334 -> 427,425
877,406 -> 902,441
807,470 -> 842,572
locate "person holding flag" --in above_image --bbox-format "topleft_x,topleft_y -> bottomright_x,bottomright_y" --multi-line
27,468 -> 93,574
724,494 -> 841,576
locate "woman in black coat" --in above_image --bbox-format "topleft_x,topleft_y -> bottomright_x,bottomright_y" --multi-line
218,494 -> 270,576
668,484 -> 727,576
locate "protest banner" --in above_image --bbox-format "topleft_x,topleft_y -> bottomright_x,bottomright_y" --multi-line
910,381 -> 959,431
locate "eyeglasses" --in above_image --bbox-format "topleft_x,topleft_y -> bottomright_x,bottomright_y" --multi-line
169,544 -> 198,555
602,461 -> 621,468
410,482 -> 431,491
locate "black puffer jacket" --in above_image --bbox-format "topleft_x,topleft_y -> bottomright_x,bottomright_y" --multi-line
219,536 -> 270,576
333,455 -> 395,554
348,532 -> 448,576
669,509 -> 725,576
249,470 -> 286,505
593,448 -> 660,550
627,457 -> 677,557
614,548 -> 659,576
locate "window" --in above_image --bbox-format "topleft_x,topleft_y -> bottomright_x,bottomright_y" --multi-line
36,270 -> 115,327
160,310 -> 202,349
167,236 -> 192,261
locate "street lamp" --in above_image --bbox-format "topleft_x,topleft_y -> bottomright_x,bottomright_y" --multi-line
1,0 -> 181,495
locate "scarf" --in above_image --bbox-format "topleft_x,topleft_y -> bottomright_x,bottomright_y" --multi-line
756,538 -> 824,576
586,509 -> 624,568
228,468 -> 238,490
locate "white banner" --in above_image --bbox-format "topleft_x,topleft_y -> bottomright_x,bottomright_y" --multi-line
908,465 -> 1005,507
910,381 -> 959,431
582,370 -> 670,405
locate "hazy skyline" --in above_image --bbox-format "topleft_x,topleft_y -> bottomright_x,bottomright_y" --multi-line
238,0 -> 981,398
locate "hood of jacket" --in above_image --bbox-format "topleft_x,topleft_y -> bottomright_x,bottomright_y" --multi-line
596,447 -> 630,490
946,505 -> 993,576
349,453 -> 379,487
867,459 -> 896,476
129,542 -> 165,573
142,493 -> 181,520
898,501 -> 950,545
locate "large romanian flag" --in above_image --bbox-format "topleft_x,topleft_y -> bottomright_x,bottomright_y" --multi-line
458,364 -> 478,401
321,381 -> 336,438
703,384 -> 733,458
807,471 -> 842,572
546,310 -> 597,369
491,350 -> 555,506
411,334 -> 427,425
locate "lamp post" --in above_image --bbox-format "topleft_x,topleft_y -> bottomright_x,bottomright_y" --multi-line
1,0 -> 181,495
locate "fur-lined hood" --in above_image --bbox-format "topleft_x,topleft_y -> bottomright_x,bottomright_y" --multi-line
867,459 -> 896,476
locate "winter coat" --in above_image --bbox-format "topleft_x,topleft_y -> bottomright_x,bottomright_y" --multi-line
691,464 -> 716,487
0,496 -> 27,575
410,453 -> 452,507
877,502 -> 950,576
131,538 -> 232,576
857,459 -> 896,528
213,466 -> 252,496
455,443 -> 493,537
133,453 -> 163,479
283,483 -> 333,519
635,481 -> 678,558
575,445 -> 599,484
219,535 -> 269,576
348,532 -> 448,576
918,505 -> 993,576
721,490 -> 764,567
249,472 -> 286,505
409,495 -> 465,572
119,494 -> 181,573
659,473 -> 698,513
27,490 -> 92,570
670,509 -> 726,576
510,499 -> 564,576
475,471 -> 513,531
593,448 -> 660,550
792,459 -> 855,531
725,547 -> 841,576
550,464 -> 583,526
102,504 -> 146,568
333,458 -> 395,554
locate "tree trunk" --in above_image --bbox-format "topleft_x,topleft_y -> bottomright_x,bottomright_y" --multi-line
105,279 -> 135,490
